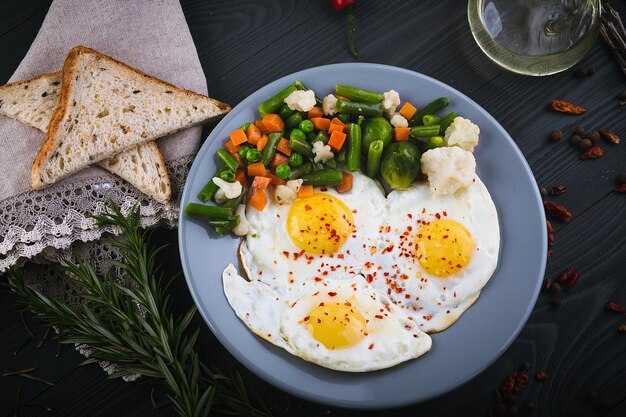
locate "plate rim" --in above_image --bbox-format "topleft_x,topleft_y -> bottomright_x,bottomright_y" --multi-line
178,62 -> 547,409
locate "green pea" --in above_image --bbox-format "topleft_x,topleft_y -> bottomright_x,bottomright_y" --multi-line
276,164 -> 291,180
279,104 -> 294,119
241,122 -> 251,132
299,119 -> 314,133
289,153 -> 304,167
289,128 -> 306,142
246,148 -> 262,163
336,113 -> 351,123
238,145 -> 250,159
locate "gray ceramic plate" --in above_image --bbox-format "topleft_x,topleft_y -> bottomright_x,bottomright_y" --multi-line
178,63 -> 546,409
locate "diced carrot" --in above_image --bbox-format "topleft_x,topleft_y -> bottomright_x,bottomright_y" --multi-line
271,153 -> 289,167
399,102 -> 417,120
328,130 -> 347,152
252,176 -> 271,190
335,172 -> 353,194
229,128 -> 248,146
330,117 -> 345,126
393,127 -> 410,142
255,119 -> 269,134
297,184 -> 314,199
247,123 -> 261,144
231,152 -> 244,167
261,114 -> 285,133
247,162 -> 266,177
311,117 -> 331,131
276,138 -> 292,156
224,140 -> 240,154
235,169 -> 247,187
308,106 -> 324,119
267,172 -> 286,186
248,189 -> 267,211
328,123 -> 344,134
257,134 -> 268,151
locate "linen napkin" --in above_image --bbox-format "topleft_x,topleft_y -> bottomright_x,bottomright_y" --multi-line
0,0 -> 208,272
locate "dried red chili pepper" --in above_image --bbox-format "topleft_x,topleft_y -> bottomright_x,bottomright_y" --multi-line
604,301 -> 626,313
579,145 -> 604,160
549,185 -> 567,196
546,220 -> 554,246
535,371 -> 550,381
548,99 -> 587,114
331,0 -> 359,57
615,183 -> 626,193
544,200 -> 572,222
558,267 -> 581,290
598,128 -> 620,144
545,276 -> 553,291
513,370 -> 529,394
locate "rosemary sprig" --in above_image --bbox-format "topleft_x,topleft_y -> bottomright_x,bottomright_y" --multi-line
601,0 -> 626,77
7,202 -> 272,417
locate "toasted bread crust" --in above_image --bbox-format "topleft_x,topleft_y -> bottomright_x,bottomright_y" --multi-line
31,45 -> 231,189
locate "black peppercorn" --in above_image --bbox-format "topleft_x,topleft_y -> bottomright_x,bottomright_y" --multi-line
619,90 -> 626,101
551,298 -> 561,308
539,186 -> 548,195
549,129 -> 563,141
586,67 -> 597,75
579,138 -> 592,151
508,405 -> 519,416
548,282 -> 560,293
520,362 -> 530,371
570,134 -> 581,146
522,401 -> 535,412
586,130 -> 600,142
574,126 -> 585,135
617,173 -> 626,185
575,67 -> 587,78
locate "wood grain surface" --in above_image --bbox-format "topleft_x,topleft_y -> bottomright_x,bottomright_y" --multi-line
1,1 -> 625,416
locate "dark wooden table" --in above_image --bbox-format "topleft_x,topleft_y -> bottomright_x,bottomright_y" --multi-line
1,1 -> 625,416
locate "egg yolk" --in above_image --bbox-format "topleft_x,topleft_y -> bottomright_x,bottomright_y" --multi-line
414,219 -> 474,277
303,301 -> 366,349
287,193 -> 354,255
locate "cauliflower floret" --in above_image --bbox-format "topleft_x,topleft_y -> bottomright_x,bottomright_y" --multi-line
444,116 -> 480,152
212,177 -> 243,199
312,141 -> 334,163
232,204 -> 249,236
421,147 -> 476,195
382,90 -> 400,117
390,113 -> 408,128
322,94 -> 337,116
284,90 -> 316,112
274,179 -> 303,205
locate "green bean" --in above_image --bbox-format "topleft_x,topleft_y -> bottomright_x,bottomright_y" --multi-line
288,162 -> 312,179
294,80 -> 323,106
336,145 -> 347,163
289,153 -> 304,167
311,130 -> 329,145
424,136 -> 445,150
258,84 -> 298,117
312,162 -> 326,171
439,111 -> 458,135
357,115 -> 365,126
261,132 -> 283,166
367,140 -> 384,178
422,115 -> 441,126
324,158 -> 337,170
216,148 -> 239,171
185,203 -> 233,220
279,104 -> 294,119
346,123 -> 361,171
213,216 -> 241,234
285,112 -> 305,129
197,166 -> 228,202
301,170 -> 344,187
336,113 -> 351,124
289,136 -> 314,157
409,125 -> 441,138
336,99 -> 383,117
408,97 -> 450,126
335,84 -> 383,103
219,169 -> 235,182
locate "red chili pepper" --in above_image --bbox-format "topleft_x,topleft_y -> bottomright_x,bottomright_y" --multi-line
605,301 -> 626,313
331,0 -> 359,57
332,0 -> 357,12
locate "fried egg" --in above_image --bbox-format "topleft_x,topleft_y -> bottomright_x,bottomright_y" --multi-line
223,264 -> 432,372
364,176 -> 500,332
240,171 -> 387,290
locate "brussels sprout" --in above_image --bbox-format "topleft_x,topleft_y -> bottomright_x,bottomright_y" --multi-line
380,142 -> 421,190
361,117 -> 392,151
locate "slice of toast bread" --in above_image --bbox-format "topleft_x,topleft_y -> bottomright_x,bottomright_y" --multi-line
0,71 -> 171,203
31,45 -> 231,190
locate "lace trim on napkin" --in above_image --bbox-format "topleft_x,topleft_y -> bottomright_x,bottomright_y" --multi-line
0,154 -> 194,272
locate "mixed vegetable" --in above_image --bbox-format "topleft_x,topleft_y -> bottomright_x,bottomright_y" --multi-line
185,81 -> 469,235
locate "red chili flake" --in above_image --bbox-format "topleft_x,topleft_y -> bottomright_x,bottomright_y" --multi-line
545,276 -> 553,291
534,371 -> 550,381
604,301 -> 626,313
374,314 -> 383,319
579,145 -> 604,160
328,291 -> 337,297
558,267 -> 581,290
544,200 -> 572,222
368,343 -> 374,350
303,316 -> 310,322
513,370 -> 529,394
615,183 -> 626,193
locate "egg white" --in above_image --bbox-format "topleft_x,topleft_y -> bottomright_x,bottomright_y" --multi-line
223,264 -> 432,372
